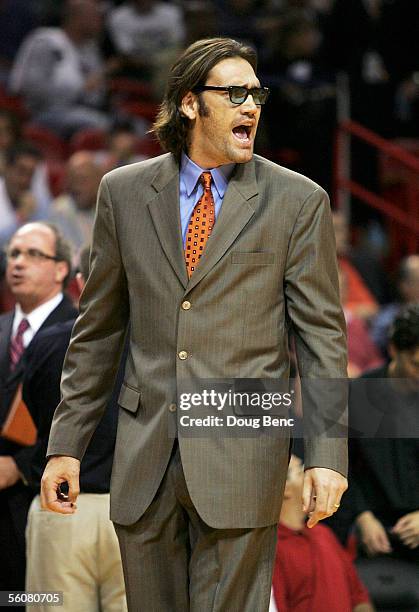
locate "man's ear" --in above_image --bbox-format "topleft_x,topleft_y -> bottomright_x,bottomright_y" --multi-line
55,261 -> 69,285
75,272 -> 86,294
180,91 -> 198,120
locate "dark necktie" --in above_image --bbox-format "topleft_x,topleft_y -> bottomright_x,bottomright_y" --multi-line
9,318 -> 30,371
184,172 -> 215,278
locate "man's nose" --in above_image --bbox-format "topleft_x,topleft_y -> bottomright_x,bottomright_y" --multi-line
241,94 -> 258,114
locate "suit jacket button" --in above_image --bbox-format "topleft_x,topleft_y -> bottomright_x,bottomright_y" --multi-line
169,403 -> 177,412
181,301 -> 191,310
178,350 -> 188,360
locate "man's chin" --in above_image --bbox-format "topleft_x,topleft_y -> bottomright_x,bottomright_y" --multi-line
10,287 -> 29,301
230,147 -> 254,164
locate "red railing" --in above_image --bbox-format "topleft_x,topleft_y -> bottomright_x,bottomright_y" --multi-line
334,119 -> 419,254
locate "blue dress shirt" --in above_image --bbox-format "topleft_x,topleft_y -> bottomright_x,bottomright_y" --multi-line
179,153 -> 235,247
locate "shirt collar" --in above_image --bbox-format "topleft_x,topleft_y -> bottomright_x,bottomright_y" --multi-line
14,292 -> 63,336
180,153 -> 235,199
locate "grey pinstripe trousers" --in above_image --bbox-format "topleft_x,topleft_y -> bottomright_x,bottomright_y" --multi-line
114,443 -> 278,612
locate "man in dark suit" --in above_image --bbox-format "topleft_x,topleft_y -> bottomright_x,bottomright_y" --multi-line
329,305 -> 419,610
349,305 -> 419,559
43,38 -> 348,610
0,221 -> 76,594
22,245 -> 127,611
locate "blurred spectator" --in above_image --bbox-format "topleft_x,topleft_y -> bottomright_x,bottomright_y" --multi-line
0,111 -> 21,173
260,8 -> 337,191
9,0 -> 110,138
0,0 -> 40,85
270,455 -> 373,612
49,151 -> 103,254
321,0 -> 419,228
107,0 -> 185,97
23,245 -> 127,612
96,120 -> 146,171
349,221 -> 391,305
0,144 -> 51,248
321,0 -> 418,137
333,211 -> 378,321
321,0 -> 393,130
0,222 -> 76,597
262,7 -> 322,72
338,267 -> 383,377
371,255 -> 419,357
183,1 -> 218,47
0,111 -> 53,217
346,305 -> 419,609
213,0 -> 269,51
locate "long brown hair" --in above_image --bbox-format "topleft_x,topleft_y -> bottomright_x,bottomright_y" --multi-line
151,38 -> 257,161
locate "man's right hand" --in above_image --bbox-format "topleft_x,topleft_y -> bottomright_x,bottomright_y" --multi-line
356,511 -> 392,556
41,456 -> 80,514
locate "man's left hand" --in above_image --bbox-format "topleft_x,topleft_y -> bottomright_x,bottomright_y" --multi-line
392,511 -> 419,548
303,467 -> 348,528
0,456 -> 21,490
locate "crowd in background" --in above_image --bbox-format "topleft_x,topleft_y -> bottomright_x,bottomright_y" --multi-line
0,0 -> 418,611
0,0 -> 418,368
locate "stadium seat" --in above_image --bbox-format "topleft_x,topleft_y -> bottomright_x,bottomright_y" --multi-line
23,124 -> 68,160
46,160 -> 66,197
69,128 -> 108,153
117,100 -> 159,123
109,78 -> 153,101
136,136 -> 162,158
0,85 -> 29,120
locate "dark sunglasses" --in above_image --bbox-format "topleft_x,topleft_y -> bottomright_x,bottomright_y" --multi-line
193,85 -> 270,106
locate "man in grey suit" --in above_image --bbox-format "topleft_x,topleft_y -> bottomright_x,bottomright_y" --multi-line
42,38 -> 348,611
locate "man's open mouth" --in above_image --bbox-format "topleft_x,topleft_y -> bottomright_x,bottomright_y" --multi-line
232,125 -> 252,143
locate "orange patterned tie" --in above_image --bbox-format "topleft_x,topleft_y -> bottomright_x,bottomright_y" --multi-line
185,172 -> 215,278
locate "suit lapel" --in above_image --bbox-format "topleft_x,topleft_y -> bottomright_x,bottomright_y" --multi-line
0,312 -> 14,379
148,156 -> 189,289
147,155 -> 259,293
34,295 -> 77,334
185,159 -> 258,293
3,296 -> 76,382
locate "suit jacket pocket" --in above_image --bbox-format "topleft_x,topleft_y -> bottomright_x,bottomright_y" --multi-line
118,382 -> 141,414
231,251 -> 274,265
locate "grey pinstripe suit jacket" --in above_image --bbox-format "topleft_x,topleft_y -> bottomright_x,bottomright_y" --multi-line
47,152 -> 348,528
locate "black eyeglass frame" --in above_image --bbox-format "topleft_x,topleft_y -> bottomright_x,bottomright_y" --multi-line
4,247 -> 61,263
192,85 -> 270,105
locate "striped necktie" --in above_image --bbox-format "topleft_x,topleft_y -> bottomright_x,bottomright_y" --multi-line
10,318 -> 30,371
